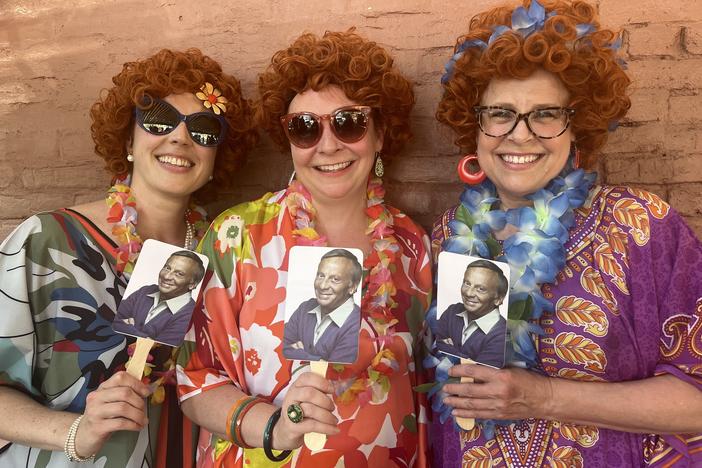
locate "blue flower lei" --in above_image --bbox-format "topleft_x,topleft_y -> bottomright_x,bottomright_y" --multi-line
421,166 -> 596,436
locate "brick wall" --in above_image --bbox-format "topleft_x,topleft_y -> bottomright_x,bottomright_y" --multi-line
1,0 -> 701,239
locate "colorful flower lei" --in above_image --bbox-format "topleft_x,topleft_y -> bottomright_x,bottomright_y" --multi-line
106,175 -> 208,273
285,177 -> 402,404
422,167 -> 596,435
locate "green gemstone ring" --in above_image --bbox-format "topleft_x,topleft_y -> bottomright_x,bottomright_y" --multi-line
286,403 -> 304,424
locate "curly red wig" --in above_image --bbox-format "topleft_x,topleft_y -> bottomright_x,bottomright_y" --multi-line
437,0 -> 631,169
90,48 -> 258,203
256,29 -> 414,158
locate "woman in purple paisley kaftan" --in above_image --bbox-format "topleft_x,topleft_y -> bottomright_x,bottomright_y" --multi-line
431,186 -> 702,467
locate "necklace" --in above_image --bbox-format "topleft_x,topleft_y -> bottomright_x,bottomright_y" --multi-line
184,215 -> 195,248
285,176 -> 402,404
106,176 -> 208,273
422,168 -> 596,433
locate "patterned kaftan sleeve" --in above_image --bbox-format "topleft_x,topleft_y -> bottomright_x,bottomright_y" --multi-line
600,187 -> 702,463
0,210 -> 129,408
645,207 -> 702,386
604,189 -> 702,386
0,212 -> 121,408
0,216 -> 45,395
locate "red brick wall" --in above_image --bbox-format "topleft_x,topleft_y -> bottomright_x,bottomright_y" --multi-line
1,0 -> 701,239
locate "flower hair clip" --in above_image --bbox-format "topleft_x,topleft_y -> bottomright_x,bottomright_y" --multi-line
196,82 -> 228,115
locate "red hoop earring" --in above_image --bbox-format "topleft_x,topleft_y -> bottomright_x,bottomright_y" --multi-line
457,154 -> 486,184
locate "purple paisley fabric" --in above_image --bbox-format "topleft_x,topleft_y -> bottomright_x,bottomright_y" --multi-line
429,186 -> 702,467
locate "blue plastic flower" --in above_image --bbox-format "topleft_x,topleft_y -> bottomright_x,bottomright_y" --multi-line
576,23 -> 596,38
488,25 -> 511,45
445,220 -> 490,257
441,38 -> 487,84
608,35 -> 623,52
508,318 -> 543,365
459,181 -> 499,211
459,182 -> 506,236
424,354 -> 460,424
511,0 -> 546,36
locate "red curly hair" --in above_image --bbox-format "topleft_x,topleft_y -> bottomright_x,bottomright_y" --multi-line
90,48 -> 258,203
256,29 -> 414,158
437,0 -> 631,169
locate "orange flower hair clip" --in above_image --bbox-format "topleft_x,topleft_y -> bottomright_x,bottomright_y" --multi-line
196,82 -> 228,115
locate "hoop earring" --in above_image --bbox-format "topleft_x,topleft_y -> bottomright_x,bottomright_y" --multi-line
457,154 -> 486,184
288,170 -> 296,186
374,152 -> 384,178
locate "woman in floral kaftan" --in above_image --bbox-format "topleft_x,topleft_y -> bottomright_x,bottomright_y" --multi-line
426,0 -> 702,466
0,48 -> 257,467
177,30 -> 432,467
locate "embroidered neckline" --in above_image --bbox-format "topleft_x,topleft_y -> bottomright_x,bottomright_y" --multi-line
422,168 -> 596,433
106,176 -> 208,273
285,177 -> 402,404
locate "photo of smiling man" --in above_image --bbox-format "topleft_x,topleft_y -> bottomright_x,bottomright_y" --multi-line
436,255 -> 509,368
113,248 -> 205,347
283,248 -> 363,363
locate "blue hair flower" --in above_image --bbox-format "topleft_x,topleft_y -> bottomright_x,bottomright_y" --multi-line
488,25 -> 511,45
576,23 -> 596,38
441,38 -> 487,84
511,0 -> 547,36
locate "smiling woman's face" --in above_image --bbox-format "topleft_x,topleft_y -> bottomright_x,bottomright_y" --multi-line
129,93 -> 217,202
286,85 -> 383,205
476,69 -> 574,209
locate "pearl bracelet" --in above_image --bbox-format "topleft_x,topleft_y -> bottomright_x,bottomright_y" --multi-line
64,415 -> 95,463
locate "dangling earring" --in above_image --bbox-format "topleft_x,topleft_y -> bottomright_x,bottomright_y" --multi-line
126,153 -> 134,162
374,152 -> 384,178
288,170 -> 296,186
572,143 -> 581,169
457,154 -> 486,184
208,175 -> 214,181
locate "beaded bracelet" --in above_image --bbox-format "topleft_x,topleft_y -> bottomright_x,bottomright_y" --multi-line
263,408 -> 292,462
64,415 -> 95,462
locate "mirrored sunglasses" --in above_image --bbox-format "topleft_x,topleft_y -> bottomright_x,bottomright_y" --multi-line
135,97 -> 228,147
280,106 -> 372,149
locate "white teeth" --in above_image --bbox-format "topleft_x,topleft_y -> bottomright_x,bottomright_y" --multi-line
501,154 -> 540,164
316,161 -> 352,172
157,155 -> 193,167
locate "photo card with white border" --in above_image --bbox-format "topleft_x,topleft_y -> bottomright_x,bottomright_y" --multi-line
112,238 -> 209,347
436,251 -> 511,368
283,245 -> 364,364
